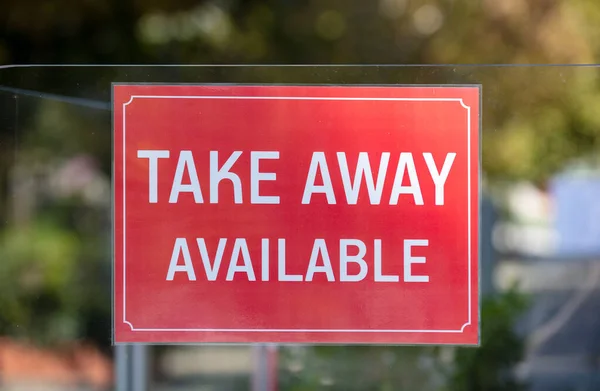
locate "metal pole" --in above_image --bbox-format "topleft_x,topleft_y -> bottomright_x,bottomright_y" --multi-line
252,345 -> 268,391
266,344 -> 278,391
116,344 -> 151,391
252,344 -> 278,391
132,344 -> 150,391
115,345 -> 130,391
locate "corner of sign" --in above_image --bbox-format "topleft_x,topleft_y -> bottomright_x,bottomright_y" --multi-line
123,96 -> 136,106
123,320 -> 135,331
460,321 -> 471,333
459,99 -> 470,110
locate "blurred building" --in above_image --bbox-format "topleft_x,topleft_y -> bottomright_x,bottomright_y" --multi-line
495,168 -> 600,391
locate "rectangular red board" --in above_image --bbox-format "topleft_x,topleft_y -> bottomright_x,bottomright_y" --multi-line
113,84 -> 480,345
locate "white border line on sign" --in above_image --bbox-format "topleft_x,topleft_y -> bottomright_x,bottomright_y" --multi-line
122,95 -> 472,333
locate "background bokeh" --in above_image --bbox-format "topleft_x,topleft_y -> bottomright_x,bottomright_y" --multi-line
2,1 -> 600,390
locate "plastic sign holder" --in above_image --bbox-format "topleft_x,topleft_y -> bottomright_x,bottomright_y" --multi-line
112,84 -> 480,345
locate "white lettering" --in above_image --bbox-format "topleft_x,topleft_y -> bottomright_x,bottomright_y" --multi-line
374,239 -> 399,282
337,152 -> 390,205
404,239 -> 429,282
339,239 -> 368,282
210,151 -> 243,204
278,239 -> 302,281
226,239 -> 256,281
196,238 -> 226,281
306,239 -> 335,281
169,151 -> 203,203
424,152 -> 456,206
166,238 -> 196,281
389,153 -> 423,205
137,150 -> 169,203
251,151 -> 280,204
262,238 -> 269,281
302,152 -> 336,204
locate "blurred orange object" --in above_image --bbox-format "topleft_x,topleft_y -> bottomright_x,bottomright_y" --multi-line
0,338 -> 112,389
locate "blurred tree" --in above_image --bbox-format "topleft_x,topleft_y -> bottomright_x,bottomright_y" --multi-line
447,287 -> 528,391
0,218 -> 82,344
0,96 -> 111,349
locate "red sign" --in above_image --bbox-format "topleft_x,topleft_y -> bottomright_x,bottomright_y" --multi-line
113,84 -> 480,345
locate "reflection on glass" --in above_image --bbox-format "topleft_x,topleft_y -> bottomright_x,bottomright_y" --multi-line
2,3 -> 600,389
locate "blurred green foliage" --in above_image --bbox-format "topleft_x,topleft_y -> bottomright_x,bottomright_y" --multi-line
447,287 -> 528,391
277,288 -> 528,391
0,202 -> 111,348
0,220 -> 81,344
